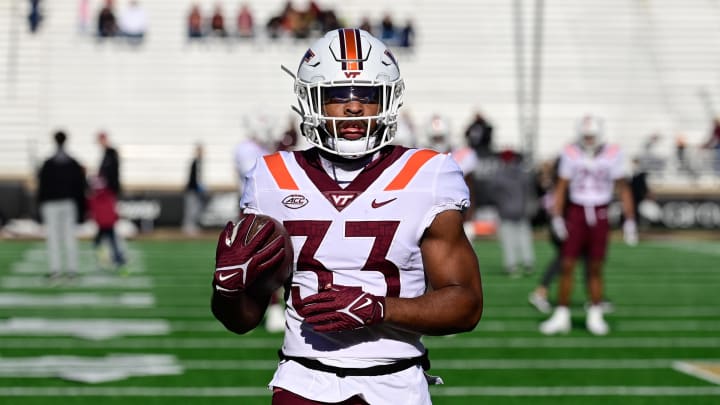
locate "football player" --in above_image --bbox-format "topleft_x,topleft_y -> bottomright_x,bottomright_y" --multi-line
211,29 -> 484,404
540,115 -> 637,336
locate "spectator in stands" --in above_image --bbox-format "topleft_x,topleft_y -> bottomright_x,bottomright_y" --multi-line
380,14 -> 397,44
398,19 -> 415,48
97,0 -> 118,38
187,4 -> 203,39
236,3 -> 254,38
702,116 -> 720,175
266,14 -> 283,39
183,143 -> 206,236
210,3 -> 227,37
97,131 -> 121,197
28,0 -> 43,33
359,17 -> 373,35
78,0 -> 91,33
283,4 -> 308,39
87,175 -> 126,270
489,150 -> 535,277
37,131 -> 87,279
465,111 -> 494,157
318,9 -> 340,33
117,0 -> 147,44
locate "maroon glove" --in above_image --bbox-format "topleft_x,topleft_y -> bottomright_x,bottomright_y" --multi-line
300,284 -> 385,332
213,215 -> 286,297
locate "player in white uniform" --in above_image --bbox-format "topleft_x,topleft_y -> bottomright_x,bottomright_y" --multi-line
540,115 -> 637,336
211,29 -> 484,404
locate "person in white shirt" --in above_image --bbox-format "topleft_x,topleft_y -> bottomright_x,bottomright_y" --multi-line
117,0 -> 147,43
540,115 -> 637,336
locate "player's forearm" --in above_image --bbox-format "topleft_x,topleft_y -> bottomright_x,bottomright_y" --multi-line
618,182 -> 635,221
384,284 -> 483,335
553,179 -> 568,217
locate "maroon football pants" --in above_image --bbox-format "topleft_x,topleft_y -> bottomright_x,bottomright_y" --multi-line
272,388 -> 369,405
561,203 -> 610,261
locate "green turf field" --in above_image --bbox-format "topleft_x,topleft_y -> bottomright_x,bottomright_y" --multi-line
0,237 -> 718,404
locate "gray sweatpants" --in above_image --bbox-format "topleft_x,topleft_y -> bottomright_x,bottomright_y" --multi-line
498,219 -> 535,271
40,199 -> 78,274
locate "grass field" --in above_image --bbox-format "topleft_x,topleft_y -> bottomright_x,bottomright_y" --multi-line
0,236 -> 719,404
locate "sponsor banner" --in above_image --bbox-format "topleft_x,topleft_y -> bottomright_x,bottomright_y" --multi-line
1,181 -> 717,229
608,198 -> 720,229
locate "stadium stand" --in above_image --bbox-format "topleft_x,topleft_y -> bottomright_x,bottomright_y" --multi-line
1,0 -> 720,191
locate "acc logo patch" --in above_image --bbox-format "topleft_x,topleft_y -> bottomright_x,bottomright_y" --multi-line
282,194 -> 308,209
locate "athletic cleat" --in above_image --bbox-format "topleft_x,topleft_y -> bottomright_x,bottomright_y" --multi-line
265,303 -> 286,333
528,291 -> 552,314
584,299 -> 615,314
586,305 -> 609,336
539,306 -> 571,335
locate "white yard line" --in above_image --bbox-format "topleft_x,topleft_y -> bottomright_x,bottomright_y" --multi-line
168,319 -> 720,333
8,305 -> 715,319
180,358 -> 720,370
0,293 -> 155,307
0,337 -> 718,349
487,306 -> 720,318
646,241 -> 720,257
1,276 -> 153,289
0,386 -> 718,397
431,386 -> 720,396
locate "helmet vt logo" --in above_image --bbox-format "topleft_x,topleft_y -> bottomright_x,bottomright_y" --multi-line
344,71 -> 361,79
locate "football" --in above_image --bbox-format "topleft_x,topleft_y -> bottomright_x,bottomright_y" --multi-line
243,213 -> 294,292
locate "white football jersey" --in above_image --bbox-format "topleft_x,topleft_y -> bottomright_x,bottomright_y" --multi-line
450,146 -> 478,176
240,146 -> 469,364
233,139 -> 270,193
558,143 -> 626,206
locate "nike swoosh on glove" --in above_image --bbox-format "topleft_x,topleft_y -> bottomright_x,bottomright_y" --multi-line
214,216 -> 286,297
299,284 -> 385,333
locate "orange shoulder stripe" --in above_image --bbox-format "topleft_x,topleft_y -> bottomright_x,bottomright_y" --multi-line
264,153 -> 299,190
384,149 -> 438,191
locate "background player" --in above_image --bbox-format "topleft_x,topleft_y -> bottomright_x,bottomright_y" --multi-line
540,115 -> 637,336
211,29 -> 483,404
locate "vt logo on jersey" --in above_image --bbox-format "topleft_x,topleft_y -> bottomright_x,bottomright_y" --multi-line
322,191 -> 359,212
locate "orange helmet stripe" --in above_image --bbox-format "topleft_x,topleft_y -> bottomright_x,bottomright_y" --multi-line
339,28 -> 362,71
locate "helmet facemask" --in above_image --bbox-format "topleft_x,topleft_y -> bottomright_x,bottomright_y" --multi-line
296,80 -> 403,158
575,115 -> 605,156
284,29 -> 405,159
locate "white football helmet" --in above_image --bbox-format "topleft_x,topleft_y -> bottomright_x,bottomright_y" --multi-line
425,114 -> 451,152
575,115 -> 605,154
283,29 -> 404,158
